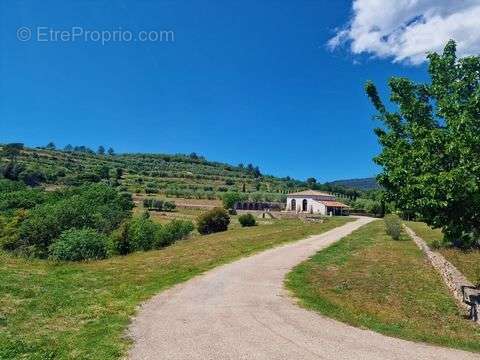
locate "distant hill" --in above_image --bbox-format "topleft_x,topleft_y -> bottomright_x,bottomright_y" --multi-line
326,177 -> 380,191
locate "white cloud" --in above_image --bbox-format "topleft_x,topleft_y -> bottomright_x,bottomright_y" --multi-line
329,0 -> 480,64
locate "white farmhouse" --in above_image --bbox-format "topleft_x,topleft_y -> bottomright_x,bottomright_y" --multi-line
286,190 -> 349,215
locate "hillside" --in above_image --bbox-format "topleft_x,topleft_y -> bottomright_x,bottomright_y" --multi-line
0,143 -> 366,203
326,177 -> 380,191
0,144 -> 305,202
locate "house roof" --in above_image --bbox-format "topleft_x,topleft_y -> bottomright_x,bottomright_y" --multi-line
320,200 -> 349,208
287,190 -> 333,197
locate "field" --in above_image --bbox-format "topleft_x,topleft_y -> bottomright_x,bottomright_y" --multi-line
0,216 -> 351,359
407,222 -> 480,285
286,220 -> 480,352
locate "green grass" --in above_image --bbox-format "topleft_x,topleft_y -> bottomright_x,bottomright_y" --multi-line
286,220 -> 480,353
0,217 -> 351,359
407,221 -> 480,285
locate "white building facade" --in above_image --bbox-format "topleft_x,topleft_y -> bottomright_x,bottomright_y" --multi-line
286,190 -> 348,215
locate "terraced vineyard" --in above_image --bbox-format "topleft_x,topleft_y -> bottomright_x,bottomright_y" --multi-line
0,144 -> 356,202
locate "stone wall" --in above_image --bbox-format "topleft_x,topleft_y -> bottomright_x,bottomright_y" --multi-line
404,225 -> 479,324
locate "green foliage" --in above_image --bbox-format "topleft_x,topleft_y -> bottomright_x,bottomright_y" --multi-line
366,40 -> 480,248
1,143 -> 23,160
109,216 -> 193,255
0,189 -> 50,211
0,210 -> 27,251
384,214 -> 402,240
143,198 -> 176,211
18,167 -> 46,186
350,198 -> 383,216
98,165 -> 110,179
197,207 -> 230,235
238,213 -> 256,227
18,184 -> 133,257
0,179 -> 26,192
126,215 -> 158,251
49,228 -> 108,261
221,192 -> 243,209
155,220 -> 194,248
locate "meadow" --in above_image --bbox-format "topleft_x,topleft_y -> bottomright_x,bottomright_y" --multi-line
0,216 -> 351,359
286,220 -> 480,353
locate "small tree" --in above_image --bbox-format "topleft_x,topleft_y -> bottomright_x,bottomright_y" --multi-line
306,177 -> 317,188
197,208 -> 230,235
98,165 -> 110,179
45,142 -> 56,150
107,147 -> 115,156
221,192 -> 242,209
366,40 -> 480,248
384,214 -> 402,241
97,145 -> 105,155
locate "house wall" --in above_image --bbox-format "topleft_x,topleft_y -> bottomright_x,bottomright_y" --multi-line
286,197 -> 327,215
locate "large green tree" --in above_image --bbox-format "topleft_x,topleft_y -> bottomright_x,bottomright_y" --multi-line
366,40 -> 480,248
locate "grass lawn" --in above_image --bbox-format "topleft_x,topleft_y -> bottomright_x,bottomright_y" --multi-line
286,219 -> 480,353
0,217 -> 351,360
407,222 -> 480,285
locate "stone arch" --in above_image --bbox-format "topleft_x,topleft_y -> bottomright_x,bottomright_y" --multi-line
302,199 -> 308,212
291,199 -> 296,211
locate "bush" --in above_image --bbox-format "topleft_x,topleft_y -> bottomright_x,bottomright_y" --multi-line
49,228 -> 108,261
384,214 -> 402,240
221,192 -> 243,209
126,214 -> 158,251
19,184 -> 133,257
197,207 -> 230,235
155,220 -> 194,248
110,217 -> 194,255
0,189 -> 50,211
0,179 -> 26,193
143,199 -> 176,212
238,213 -> 256,227
162,201 -> 176,211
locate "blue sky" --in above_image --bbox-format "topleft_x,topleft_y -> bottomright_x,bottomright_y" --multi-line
0,0 -> 433,182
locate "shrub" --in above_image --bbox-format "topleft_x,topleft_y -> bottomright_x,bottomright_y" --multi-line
127,215 -> 158,251
19,184 -> 132,257
384,214 -> 402,240
49,228 -> 108,261
145,183 -> 159,194
155,220 -> 194,248
0,179 -> 26,193
238,213 -> 256,227
110,217 -> 194,254
0,189 -> 50,211
162,201 -> 176,212
197,207 -> 230,235
143,199 -> 175,212
221,192 -> 243,209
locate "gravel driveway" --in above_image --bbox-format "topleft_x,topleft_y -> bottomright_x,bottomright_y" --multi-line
128,217 -> 479,360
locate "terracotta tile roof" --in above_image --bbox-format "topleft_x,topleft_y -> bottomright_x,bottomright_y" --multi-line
288,190 -> 332,196
320,200 -> 349,208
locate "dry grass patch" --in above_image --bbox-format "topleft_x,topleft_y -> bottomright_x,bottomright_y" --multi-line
286,220 -> 480,352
